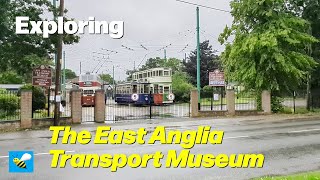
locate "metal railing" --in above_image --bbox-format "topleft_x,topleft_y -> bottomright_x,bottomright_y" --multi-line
0,90 -> 20,121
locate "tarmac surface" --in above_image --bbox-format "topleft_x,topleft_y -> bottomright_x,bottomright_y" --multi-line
0,115 -> 319,180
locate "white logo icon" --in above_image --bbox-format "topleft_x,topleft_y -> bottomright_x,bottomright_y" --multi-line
131,94 -> 139,101
167,93 -> 175,101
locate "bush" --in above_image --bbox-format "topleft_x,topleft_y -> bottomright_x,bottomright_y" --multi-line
271,96 -> 284,113
19,84 -> 46,112
172,72 -> 195,102
0,89 -> 19,117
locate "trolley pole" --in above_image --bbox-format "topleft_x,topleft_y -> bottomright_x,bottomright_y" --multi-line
196,7 -> 201,110
54,0 -> 64,126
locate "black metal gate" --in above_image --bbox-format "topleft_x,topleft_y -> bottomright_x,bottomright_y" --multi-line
105,95 -> 190,122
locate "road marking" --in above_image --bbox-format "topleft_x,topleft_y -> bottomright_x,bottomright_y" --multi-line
0,150 -> 75,159
288,129 -> 320,133
224,135 -> 250,139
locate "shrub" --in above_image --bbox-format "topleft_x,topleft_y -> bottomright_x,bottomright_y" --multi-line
172,72 -> 195,102
271,96 -> 284,113
0,89 -> 19,117
19,84 -> 46,112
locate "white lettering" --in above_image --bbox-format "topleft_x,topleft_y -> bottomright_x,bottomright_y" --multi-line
64,21 -> 78,34
43,21 -> 58,38
109,21 -> 124,39
15,16 -> 124,39
30,21 -> 43,34
15,17 -> 29,34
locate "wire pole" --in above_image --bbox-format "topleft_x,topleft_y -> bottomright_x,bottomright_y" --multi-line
164,49 -> 167,61
196,7 -> 201,110
54,0 -> 64,126
63,51 -> 66,99
112,65 -> 115,99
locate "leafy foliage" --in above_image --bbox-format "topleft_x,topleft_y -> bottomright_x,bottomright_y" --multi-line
0,71 -> 24,84
64,69 -> 77,80
140,57 -> 183,72
172,71 -> 194,102
183,40 -> 221,88
0,89 -> 19,117
20,84 -> 46,112
99,74 -> 114,84
0,0 -> 79,83
219,0 -> 318,93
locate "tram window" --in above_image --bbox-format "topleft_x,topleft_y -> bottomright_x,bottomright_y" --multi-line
164,87 -> 170,93
144,85 -> 149,94
152,71 -> 155,76
133,85 -> 137,93
159,86 -> 163,93
164,71 -> 169,76
139,74 -> 142,78
159,71 -> 163,76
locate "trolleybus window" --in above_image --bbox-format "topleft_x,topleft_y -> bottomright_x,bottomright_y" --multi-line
83,90 -> 94,95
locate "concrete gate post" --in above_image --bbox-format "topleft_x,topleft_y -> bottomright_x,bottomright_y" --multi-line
71,90 -> 82,124
20,90 -> 33,129
262,90 -> 272,114
226,89 -> 236,116
94,90 -> 105,123
190,90 -> 199,117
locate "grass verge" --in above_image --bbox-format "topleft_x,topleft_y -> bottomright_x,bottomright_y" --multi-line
253,171 -> 320,180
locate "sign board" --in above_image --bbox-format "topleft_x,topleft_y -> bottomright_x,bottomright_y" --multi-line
32,65 -> 52,87
209,69 -> 225,87
131,93 -> 139,101
167,93 -> 175,101
213,94 -> 220,101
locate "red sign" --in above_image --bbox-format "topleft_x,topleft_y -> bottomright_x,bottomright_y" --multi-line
32,65 -> 52,87
209,69 -> 225,87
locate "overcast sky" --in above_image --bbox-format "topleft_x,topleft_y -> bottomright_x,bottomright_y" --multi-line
63,0 -> 233,80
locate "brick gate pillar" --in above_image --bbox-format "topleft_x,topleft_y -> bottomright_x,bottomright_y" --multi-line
262,90 -> 272,114
226,89 -> 236,115
20,90 -> 32,129
94,90 -> 105,123
71,90 -> 82,124
190,90 -> 199,117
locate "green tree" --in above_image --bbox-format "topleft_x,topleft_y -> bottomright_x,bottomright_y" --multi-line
289,0 -> 320,88
0,0 -> 79,81
64,69 -> 77,80
172,71 -> 194,102
99,74 -> 114,84
0,71 -> 24,84
20,84 -> 46,112
219,0 -> 318,93
183,40 -> 221,87
140,57 -> 183,73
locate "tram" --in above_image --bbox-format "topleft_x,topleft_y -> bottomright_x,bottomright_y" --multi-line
78,72 -> 103,106
115,67 -> 174,105
115,82 -> 152,105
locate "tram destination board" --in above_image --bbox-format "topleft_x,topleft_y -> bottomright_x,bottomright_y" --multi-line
32,65 -> 52,87
209,69 -> 225,87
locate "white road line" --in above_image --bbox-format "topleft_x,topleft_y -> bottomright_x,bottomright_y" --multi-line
224,135 -> 250,139
288,129 -> 320,133
0,150 -> 75,159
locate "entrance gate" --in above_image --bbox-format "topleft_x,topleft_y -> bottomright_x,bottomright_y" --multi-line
105,96 -> 190,122
81,95 -> 190,123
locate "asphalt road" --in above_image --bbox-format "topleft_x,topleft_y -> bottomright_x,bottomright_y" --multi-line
0,116 -> 319,180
